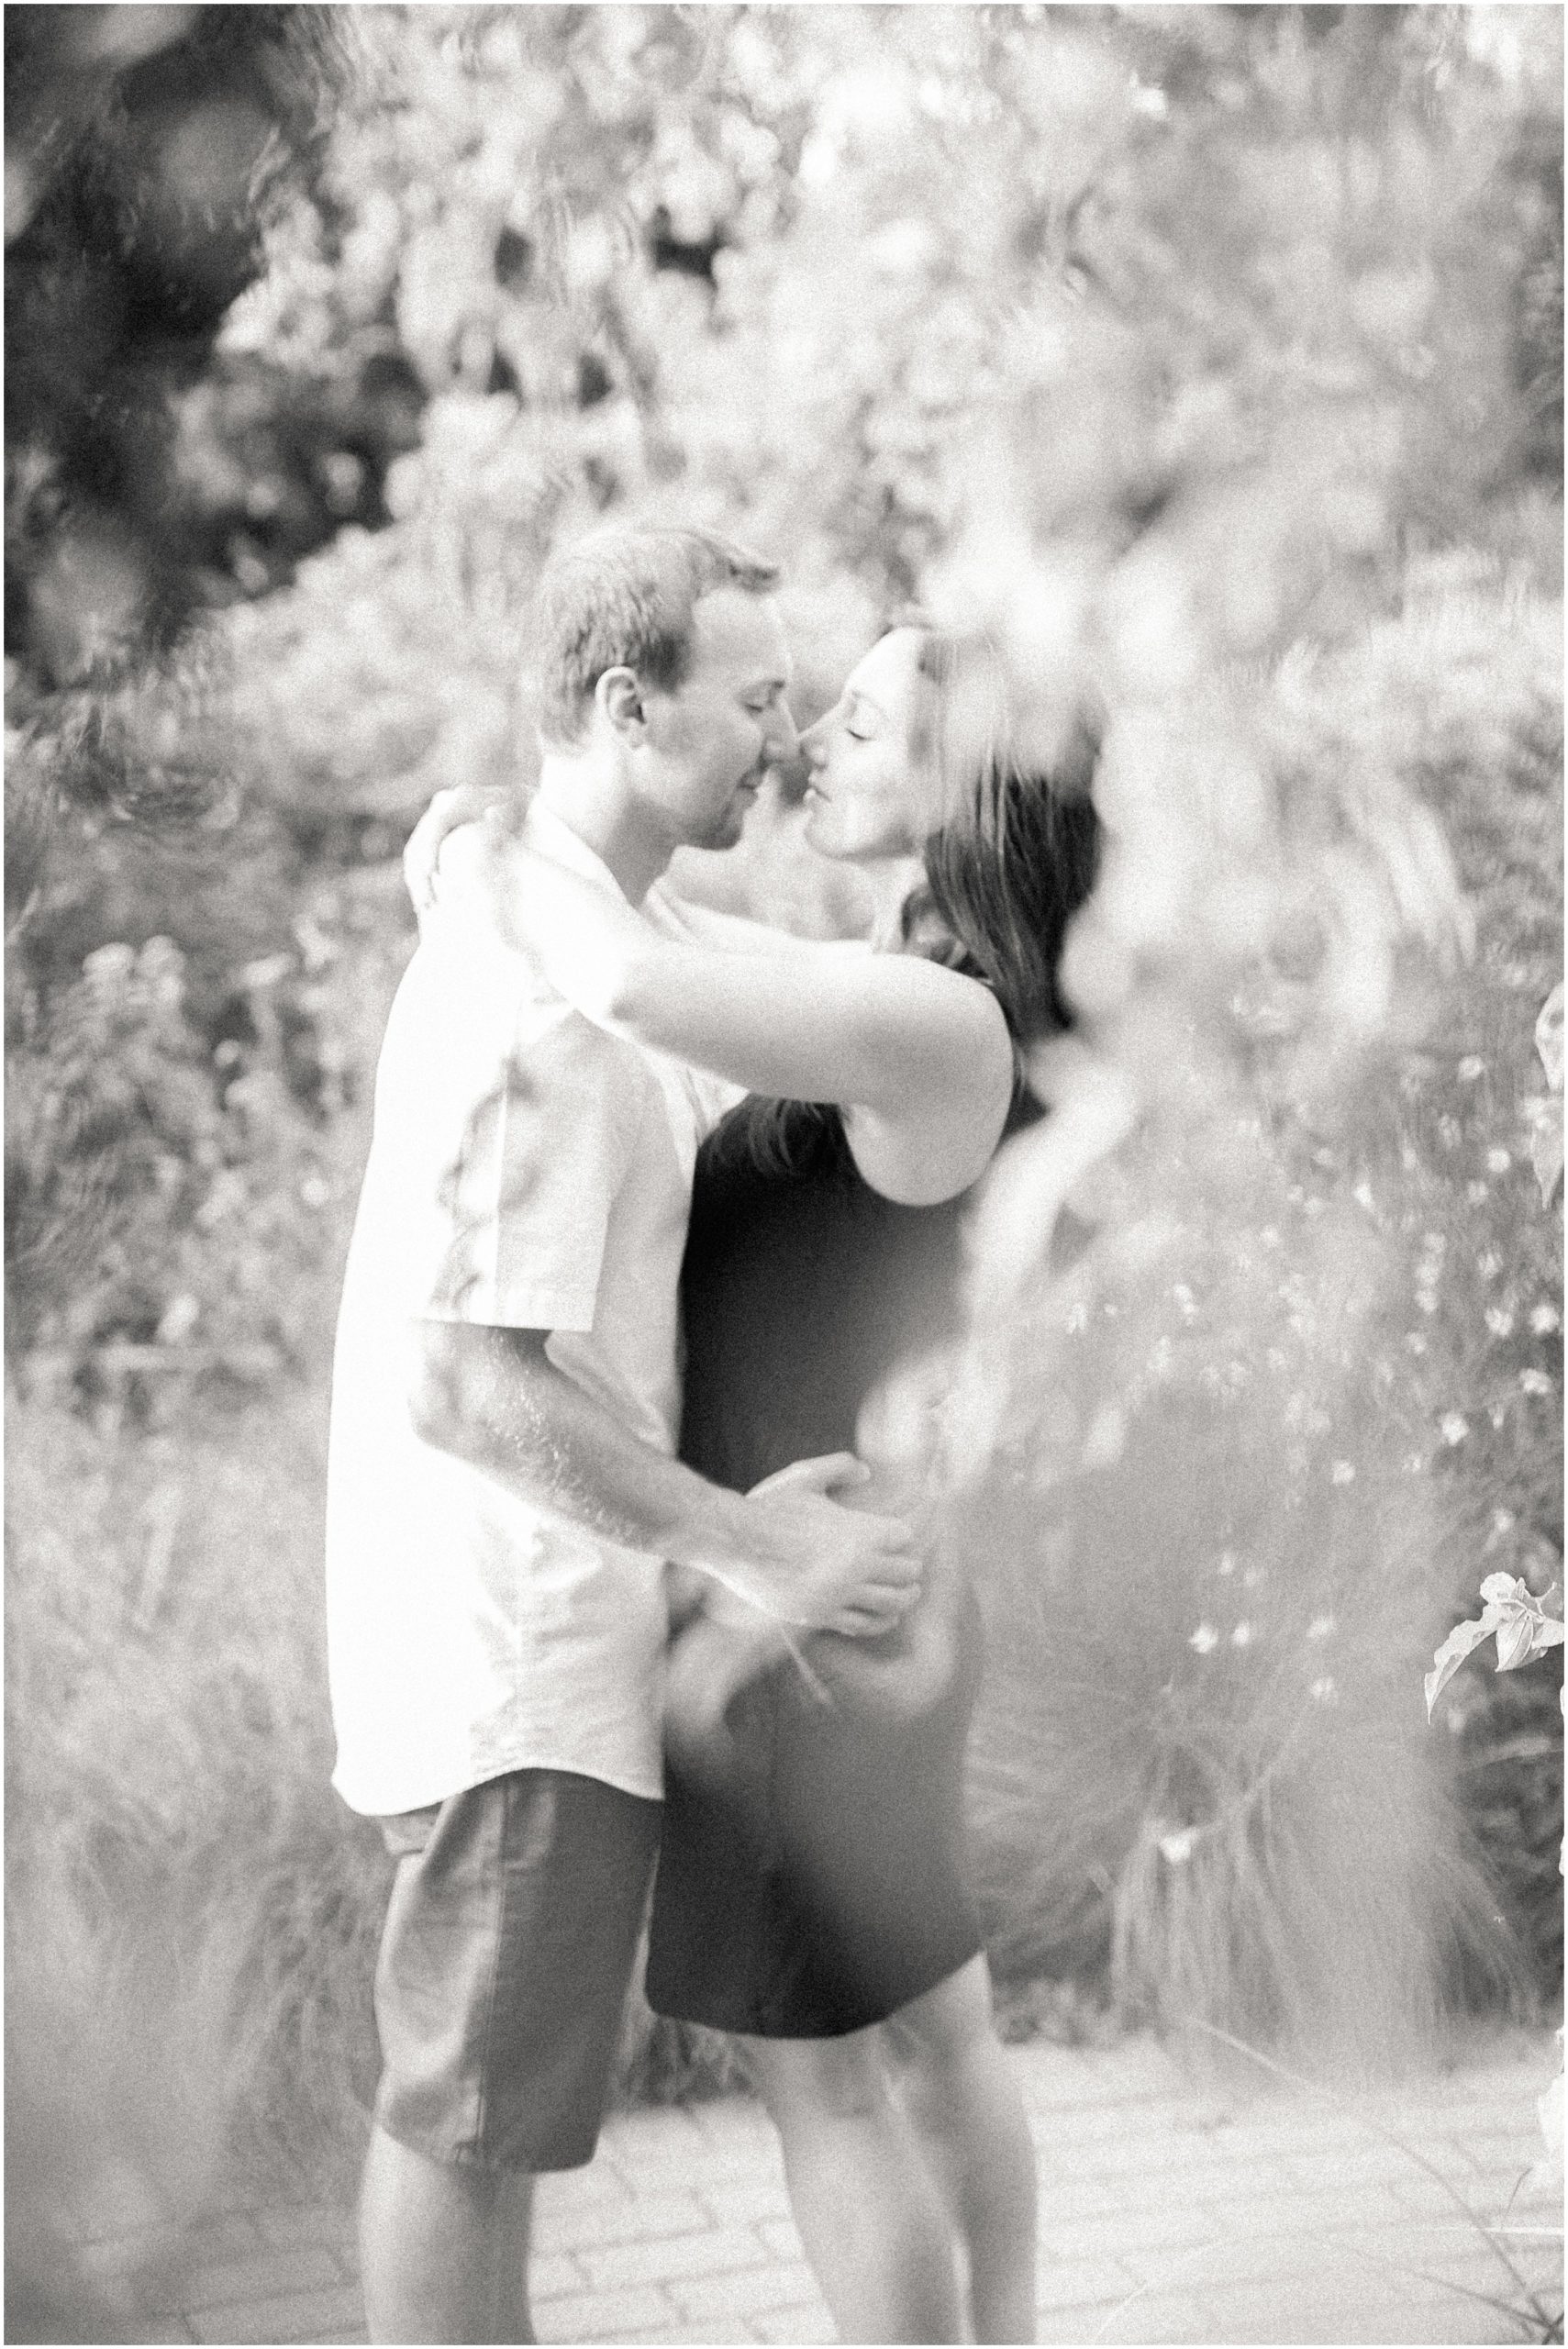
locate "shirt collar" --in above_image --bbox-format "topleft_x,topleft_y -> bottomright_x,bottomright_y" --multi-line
522,797 -> 629,905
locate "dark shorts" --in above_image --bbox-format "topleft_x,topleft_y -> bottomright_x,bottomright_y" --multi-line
372,1767 -> 662,2174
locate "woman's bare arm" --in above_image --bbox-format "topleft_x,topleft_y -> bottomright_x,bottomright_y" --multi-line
464,825 -> 1015,1202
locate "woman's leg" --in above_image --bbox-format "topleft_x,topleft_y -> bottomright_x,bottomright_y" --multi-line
884,1954 -> 1038,2344
739,2029 -> 965,2344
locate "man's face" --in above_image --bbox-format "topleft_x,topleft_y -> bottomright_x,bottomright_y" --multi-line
636,587 -> 799,851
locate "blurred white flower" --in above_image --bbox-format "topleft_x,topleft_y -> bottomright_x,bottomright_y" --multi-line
1457,1056 -> 1486,1082
1485,1309 -> 1516,1339
1493,1508 -> 1517,1535
1310,1676 -> 1338,1704
1440,1413 -> 1470,1446
1231,1622 -> 1254,1649
156,1292 -> 201,1346
84,941 -> 138,989
1491,1405 -> 1508,1428
1406,1331 -> 1429,1354
1467,1181 -> 1490,1204
1082,1404 -> 1127,1469
1530,1305 -> 1562,1334
1190,1623 -> 1219,1655
1308,1613 -> 1337,1640
1519,1370 -> 1552,1397
1065,1301 -> 1088,1333
1158,1827 -> 1197,1864
1330,1460 -> 1356,1485
1478,1252 -> 1503,1279
1352,1181 -> 1376,1213
1216,1551 -> 1237,1578
1486,1148 -> 1513,1174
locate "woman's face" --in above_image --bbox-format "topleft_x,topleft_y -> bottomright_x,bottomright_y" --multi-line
797,629 -> 932,863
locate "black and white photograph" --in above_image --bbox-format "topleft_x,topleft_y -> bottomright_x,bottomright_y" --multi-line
6,5 -> 1563,2344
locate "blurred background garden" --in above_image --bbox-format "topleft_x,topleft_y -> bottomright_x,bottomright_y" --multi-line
5,0 -> 1562,2311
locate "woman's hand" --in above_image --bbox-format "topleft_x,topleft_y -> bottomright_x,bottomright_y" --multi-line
403,784 -> 511,918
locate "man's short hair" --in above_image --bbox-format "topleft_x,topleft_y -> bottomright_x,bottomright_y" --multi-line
533,526 -> 781,748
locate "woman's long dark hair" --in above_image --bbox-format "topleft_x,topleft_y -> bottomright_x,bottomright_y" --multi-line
905,626 -> 1103,1043
727,623 -> 1105,1179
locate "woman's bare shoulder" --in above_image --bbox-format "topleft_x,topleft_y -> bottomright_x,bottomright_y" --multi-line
843,983 -> 1015,1206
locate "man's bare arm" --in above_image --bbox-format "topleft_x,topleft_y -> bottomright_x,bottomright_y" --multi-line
409,1319 -> 920,1634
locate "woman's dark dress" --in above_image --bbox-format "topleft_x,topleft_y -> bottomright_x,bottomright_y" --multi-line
645,1103 -> 985,2038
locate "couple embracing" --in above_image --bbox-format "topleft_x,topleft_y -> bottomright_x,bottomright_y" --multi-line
325,526 -> 1107,2344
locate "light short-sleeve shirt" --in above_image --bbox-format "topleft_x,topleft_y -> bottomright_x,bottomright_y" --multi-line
325,803 -> 736,1817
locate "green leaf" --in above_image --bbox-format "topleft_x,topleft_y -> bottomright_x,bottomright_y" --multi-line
1425,1614 -> 1496,1720
1494,1608 -> 1538,1672
1535,981 -> 1563,1094
1529,1104 -> 1563,1208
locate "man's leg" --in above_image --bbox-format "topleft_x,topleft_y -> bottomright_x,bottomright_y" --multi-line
359,2125 -> 535,2345
362,1770 -> 660,2346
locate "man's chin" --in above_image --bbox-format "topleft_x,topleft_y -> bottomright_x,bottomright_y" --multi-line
702,789 -> 759,852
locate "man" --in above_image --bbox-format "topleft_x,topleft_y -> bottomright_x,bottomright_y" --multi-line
325,526 -> 921,2343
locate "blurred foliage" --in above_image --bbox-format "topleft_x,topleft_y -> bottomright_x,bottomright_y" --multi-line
947,561 -> 1562,2052
5,5 -> 361,685
6,1394 -> 391,2233
4,0 -> 1562,2278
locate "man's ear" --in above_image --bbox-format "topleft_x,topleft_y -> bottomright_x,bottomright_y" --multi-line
596,665 -> 646,742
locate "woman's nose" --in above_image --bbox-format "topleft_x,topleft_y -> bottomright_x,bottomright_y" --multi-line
797,717 -> 827,767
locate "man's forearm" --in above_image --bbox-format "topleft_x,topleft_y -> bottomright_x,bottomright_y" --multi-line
411,1320 -> 750,1574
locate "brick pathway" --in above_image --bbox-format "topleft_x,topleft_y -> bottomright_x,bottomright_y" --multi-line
72,2028 -> 1562,2345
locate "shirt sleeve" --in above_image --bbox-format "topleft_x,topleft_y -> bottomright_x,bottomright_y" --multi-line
411,996 -> 638,1334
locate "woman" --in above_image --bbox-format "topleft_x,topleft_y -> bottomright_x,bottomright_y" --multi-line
413,620 -> 1104,2343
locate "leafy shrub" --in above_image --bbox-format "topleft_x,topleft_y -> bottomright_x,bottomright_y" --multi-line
942,575 -> 1562,2054
6,1391 -> 389,2211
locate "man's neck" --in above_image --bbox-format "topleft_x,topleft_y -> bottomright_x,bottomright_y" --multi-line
534,753 -> 674,907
